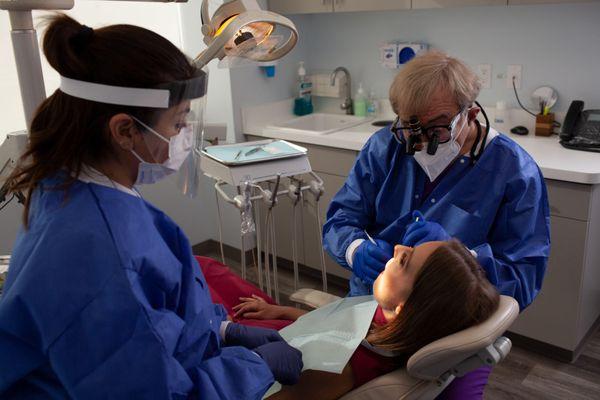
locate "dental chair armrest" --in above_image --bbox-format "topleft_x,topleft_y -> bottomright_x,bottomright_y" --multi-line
407,295 -> 519,381
289,288 -> 341,309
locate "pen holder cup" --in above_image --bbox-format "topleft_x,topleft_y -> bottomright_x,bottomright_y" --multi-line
535,113 -> 554,137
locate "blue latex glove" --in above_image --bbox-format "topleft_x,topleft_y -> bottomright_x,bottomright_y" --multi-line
225,323 -> 284,349
352,239 -> 394,284
348,276 -> 373,297
254,341 -> 303,385
402,211 -> 450,247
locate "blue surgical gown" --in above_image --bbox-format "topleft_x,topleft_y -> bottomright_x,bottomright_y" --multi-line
323,128 -> 550,310
0,174 -> 273,399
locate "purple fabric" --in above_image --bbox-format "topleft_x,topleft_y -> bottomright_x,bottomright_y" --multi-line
436,366 -> 492,400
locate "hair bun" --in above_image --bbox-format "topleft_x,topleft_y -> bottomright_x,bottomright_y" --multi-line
70,25 -> 94,53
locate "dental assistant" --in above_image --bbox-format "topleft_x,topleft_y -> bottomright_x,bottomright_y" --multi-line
0,15 -> 302,399
322,51 -> 550,399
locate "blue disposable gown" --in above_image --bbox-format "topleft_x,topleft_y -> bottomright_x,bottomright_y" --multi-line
323,128 -> 550,310
0,175 -> 273,399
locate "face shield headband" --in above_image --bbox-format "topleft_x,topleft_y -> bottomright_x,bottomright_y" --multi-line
58,69 -> 208,194
58,69 -> 207,109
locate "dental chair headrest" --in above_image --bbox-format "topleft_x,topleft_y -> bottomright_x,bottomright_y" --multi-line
407,295 -> 519,380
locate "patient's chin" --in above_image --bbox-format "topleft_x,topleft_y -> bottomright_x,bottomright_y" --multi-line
372,276 -> 382,301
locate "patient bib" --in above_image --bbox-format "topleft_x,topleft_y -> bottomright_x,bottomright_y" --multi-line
264,296 -> 378,397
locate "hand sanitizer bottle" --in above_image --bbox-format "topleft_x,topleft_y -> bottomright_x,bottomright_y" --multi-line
367,90 -> 378,117
354,83 -> 367,117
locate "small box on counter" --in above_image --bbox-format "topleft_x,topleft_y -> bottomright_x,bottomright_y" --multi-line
535,113 -> 554,136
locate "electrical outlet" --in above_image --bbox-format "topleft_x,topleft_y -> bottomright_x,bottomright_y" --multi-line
477,64 -> 492,89
506,64 -> 522,89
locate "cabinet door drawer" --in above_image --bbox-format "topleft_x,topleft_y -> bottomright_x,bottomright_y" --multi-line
546,179 -> 590,221
303,143 -> 357,176
509,215 -> 586,350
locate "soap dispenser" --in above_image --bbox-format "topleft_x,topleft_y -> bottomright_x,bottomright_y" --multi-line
293,61 -> 313,116
354,83 -> 367,117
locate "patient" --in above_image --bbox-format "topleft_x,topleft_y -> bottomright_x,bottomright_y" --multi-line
228,240 -> 500,400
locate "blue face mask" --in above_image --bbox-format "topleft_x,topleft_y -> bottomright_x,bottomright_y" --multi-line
130,116 -> 193,185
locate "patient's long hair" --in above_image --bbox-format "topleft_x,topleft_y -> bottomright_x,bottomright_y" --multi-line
368,239 -> 500,362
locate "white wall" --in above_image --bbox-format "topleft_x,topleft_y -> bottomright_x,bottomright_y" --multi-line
298,2 -> 600,113
0,1 -> 236,253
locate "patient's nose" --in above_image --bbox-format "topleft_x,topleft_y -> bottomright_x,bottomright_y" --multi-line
394,244 -> 410,258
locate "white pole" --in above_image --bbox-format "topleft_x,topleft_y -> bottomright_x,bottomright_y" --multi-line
7,11 -> 46,130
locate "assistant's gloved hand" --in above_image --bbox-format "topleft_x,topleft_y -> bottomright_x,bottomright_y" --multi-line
402,211 -> 450,247
225,323 -> 284,349
254,341 -> 303,385
353,239 -> 394,284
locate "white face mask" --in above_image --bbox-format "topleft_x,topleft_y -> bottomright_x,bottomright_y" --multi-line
130,117 -> 193,185
413,112 -> 467,182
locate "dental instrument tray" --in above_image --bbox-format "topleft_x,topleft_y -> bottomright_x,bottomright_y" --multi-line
200,139 -> 312,186
202,139 -> 307,166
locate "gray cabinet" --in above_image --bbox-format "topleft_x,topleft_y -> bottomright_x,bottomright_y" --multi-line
267,0 -> 333,14
412,0 -> 507,8
269,0 -> 597,14
509,180 -> 600,360
508,0 -> 598,4
268,0 -> 409,14
333,0 -> 411,12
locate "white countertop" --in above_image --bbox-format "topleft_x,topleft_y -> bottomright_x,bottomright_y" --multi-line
242,99 -> 600,184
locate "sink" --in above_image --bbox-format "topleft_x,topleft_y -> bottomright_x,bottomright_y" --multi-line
265,113 -> 371,135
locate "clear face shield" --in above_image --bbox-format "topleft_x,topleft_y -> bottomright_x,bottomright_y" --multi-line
58,66 -> 208,192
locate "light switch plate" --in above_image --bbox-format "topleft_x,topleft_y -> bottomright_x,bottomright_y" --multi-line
477,64 -> 492,89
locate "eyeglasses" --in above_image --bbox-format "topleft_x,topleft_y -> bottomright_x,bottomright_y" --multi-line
390,109 -> 465,145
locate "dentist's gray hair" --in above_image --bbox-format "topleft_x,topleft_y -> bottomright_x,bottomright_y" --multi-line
389,50 -> 481,119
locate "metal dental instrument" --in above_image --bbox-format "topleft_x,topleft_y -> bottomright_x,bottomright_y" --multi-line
244,145 -> 265,157
364,230 -> 377,245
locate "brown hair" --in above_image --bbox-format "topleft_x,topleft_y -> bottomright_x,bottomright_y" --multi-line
5,14 -> 196,226
389,50 -> 481,119
368,239 -> 499,362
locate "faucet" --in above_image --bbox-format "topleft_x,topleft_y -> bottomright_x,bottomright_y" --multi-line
330,67 -> 353,115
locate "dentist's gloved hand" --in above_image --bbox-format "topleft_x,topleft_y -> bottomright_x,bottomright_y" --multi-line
402,211 -> 450,247
225,323 -> 284,349
353,239 -> 394,284
254,341 -> 303,385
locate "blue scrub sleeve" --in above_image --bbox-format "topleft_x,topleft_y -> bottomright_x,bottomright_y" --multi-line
472,170 -> 550,311
323,139 -> 387,268
45,271 -> 273,400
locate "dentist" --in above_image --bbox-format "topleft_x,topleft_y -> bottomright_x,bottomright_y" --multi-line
322,51 -> 550,399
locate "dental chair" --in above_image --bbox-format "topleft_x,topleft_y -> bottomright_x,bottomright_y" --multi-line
290,289 -> 519,400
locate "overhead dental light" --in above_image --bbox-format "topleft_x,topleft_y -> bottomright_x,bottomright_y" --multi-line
196,0 -> 298,68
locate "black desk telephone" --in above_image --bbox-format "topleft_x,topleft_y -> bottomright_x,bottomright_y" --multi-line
560,100 -> 600,152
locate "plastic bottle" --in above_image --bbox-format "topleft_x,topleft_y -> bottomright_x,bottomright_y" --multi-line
294,61 -> 313,116
494,101 -> 506,124
366,90 -> 378,117
354,83 -> 367,117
